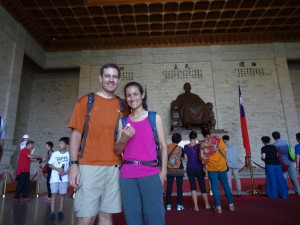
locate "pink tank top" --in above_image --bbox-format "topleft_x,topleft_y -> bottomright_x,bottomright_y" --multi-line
120,116 -> 160,178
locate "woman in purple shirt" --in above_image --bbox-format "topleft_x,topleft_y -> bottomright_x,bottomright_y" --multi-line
184,130 -> 211,211
115,82 -> 167,225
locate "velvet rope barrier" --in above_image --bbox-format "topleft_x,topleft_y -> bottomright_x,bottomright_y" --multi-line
0,172 -> 4,180
8,171 -> 16,183
238,164 -> 247,172
252,161 -> 265,169
30,171 -> 38,182
7,170 -> 39,183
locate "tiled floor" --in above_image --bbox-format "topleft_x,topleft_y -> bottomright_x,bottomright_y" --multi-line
0,193 -> 77,225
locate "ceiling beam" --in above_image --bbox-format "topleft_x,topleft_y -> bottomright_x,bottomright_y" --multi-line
84,0 -> 196,6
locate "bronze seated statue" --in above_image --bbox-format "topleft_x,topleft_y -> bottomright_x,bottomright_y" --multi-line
171,82 -> 214,131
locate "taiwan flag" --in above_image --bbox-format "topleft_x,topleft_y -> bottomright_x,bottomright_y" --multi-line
239,86 -> 251,156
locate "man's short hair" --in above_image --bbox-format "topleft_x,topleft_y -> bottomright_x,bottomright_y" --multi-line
296,133 -> 300,140
59,137 -> 70,145
222,135 -> 230,141
46,141 -> 54,148
26,140 -> 34,146
172,133 -> 182,144
272,131 -> 280,140
261,136 -> 271,144
100,63 -> 120,78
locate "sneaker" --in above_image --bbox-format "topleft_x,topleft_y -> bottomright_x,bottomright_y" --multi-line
49,212 -> 56,221
177,205 -> 184,211
166,204 -> 171,210
57,211 -> 64,220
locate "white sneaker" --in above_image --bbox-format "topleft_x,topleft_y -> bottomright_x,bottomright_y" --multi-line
166,204 -> 171,210
177,205 -> 184,211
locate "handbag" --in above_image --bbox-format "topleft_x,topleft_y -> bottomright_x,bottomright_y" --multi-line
277,148 -> 288,172
217,148 -> 229,172
42,165 -> 48,174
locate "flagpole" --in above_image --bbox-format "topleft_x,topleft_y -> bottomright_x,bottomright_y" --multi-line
247,155 -> 259,194
239,85 -> 258,194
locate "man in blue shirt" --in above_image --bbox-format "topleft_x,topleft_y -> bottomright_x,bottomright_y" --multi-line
223,135 -> 242,197
272,131 -> 300,195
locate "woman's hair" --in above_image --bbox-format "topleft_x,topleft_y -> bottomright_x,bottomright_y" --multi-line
222,135 -> 230,141
201,127 -> 211,137
261,136 -> 271,144
124,82 -> 148,110
172,133 -> 182,144
189,130 -> 197,139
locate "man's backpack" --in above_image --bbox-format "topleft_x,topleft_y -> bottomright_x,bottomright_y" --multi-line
121,111 -> 161,166
79,92 -> 126,158
288,144 -> 296,161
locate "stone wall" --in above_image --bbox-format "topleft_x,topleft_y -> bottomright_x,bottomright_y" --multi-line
44,44 -> 300,165
289,64 -> 300,128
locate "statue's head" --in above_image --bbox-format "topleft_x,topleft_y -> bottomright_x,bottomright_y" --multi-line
207,102 -> 213,109
183,82 -> 191,92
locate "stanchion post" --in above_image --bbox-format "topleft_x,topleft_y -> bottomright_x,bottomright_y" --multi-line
35,166 -> 41,198
247,155 -> 259,194
2,167 -> 9,198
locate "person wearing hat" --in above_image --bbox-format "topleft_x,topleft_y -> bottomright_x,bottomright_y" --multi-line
20,134 -> 29,150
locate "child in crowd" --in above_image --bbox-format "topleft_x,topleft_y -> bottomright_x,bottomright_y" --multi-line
43,141 -> 54,203
166,133 -> 185,211
48,137 -> 70,221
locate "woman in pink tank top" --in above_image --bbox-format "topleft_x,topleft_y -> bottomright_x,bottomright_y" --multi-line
115,82 -> 167,225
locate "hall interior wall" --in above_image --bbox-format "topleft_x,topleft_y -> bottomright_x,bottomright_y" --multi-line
289,63 -> 300,126
0,5 -> 300,173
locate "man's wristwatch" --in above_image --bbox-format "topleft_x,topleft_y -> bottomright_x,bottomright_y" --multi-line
69,160 -> 79,167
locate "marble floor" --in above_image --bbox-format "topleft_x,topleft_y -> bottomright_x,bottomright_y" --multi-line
0,193 -> 78,225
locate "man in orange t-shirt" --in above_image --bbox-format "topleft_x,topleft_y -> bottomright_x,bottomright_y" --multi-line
68,63 -> 123,225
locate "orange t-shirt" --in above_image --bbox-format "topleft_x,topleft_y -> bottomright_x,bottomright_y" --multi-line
68,93 -> 122,166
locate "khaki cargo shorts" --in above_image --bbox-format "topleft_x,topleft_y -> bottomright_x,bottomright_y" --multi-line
74,165 -> 122,217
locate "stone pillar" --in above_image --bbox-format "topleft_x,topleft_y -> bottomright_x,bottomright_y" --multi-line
0,25 -> 26,171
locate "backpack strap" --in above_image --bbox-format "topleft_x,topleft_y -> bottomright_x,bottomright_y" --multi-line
114,97 -> 126,141
121,116 -> 128,128
148,111 -> 161,166
117,96 -> 126,113
80,92 -> 94,158
168,145 -> 178,161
